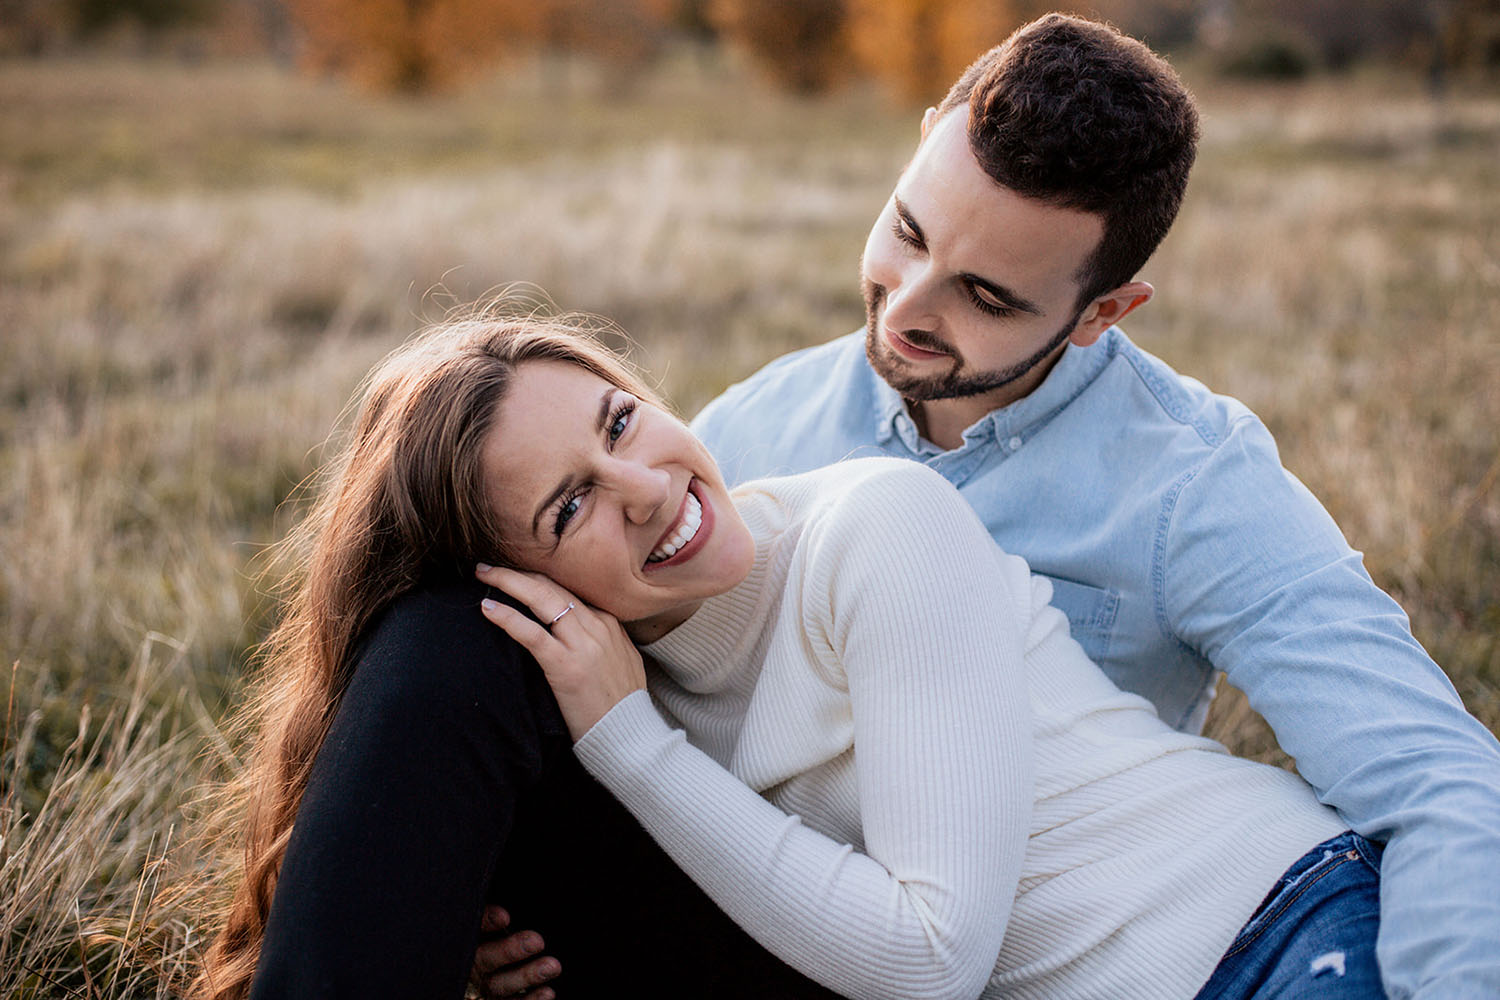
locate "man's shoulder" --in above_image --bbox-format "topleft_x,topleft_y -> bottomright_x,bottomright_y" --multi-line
1092,329 -> 1259,452
693,331 -> 879,483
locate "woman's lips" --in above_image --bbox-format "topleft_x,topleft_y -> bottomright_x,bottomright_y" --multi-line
643,480 -> 713,571
886,327 -> 950,361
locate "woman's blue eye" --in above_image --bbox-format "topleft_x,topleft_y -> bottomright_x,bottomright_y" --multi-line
608,401 -> 636,443
553,493 -> 582,536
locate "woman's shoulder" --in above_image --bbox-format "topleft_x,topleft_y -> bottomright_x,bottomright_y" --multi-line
739,458 -> 987,565
812,458 -> 972,531
351,575 -> 566,736
743,456 -> 960,513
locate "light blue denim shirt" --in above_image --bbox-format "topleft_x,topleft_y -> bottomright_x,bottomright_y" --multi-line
691,327 -> 1500,1000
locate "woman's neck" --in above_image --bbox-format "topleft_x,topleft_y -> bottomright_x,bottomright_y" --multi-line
625,600 -> 704,645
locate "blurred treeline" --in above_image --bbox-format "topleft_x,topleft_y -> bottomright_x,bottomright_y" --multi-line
4,0 -> 1498,97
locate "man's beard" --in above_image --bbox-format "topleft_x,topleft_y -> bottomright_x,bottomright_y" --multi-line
862,277 -> 1077,402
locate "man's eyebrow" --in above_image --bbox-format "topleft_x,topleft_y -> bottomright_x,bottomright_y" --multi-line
529,388 -> 617,538
895,195 -> 1045,317
963,273 -> 1044,316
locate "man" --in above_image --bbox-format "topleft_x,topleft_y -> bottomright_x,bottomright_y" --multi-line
480,14 -> 1500,998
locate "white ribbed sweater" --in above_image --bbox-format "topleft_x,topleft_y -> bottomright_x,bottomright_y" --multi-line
574,458 -> 1346,1000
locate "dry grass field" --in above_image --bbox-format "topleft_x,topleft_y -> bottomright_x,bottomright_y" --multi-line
1,50 -> 1497,995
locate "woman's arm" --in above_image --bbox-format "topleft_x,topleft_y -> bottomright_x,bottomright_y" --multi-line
482,463 -> 1036,1000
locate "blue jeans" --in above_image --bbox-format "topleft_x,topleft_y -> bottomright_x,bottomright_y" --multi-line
1194,831 -> 1385,1000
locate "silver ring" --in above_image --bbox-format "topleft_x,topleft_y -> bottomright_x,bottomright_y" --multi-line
547,602 -> 576,627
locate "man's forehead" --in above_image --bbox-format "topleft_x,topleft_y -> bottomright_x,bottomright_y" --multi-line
898,108 -> 1102,301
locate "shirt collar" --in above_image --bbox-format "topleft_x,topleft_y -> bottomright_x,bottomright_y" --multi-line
870,327 -> 1121,455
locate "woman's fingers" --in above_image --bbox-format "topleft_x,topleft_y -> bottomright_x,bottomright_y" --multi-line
480,597 -> 554,656
476,562 -> 645,742
476,563 -> 577,625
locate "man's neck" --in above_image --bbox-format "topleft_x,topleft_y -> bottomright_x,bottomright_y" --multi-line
910,399 -> 985,451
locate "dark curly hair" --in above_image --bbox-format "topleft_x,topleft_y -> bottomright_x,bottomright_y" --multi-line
937,13 -> 1200,309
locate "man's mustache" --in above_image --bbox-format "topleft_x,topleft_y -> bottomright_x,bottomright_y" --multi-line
862,278 -> 954,356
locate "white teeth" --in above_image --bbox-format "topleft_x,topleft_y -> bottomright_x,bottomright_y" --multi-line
647,492 -> 703,563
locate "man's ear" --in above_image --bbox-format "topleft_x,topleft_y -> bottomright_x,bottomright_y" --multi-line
1069,282 -> 1153,347
920,106 -> 939,141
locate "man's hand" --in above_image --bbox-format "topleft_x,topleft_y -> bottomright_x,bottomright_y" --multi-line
470,905 -> 561,999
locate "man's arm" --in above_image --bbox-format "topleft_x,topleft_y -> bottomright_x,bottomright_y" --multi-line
1163,417 -> 1500,1000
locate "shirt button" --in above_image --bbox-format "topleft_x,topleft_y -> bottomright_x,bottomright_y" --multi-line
1007,436 -> 1023,451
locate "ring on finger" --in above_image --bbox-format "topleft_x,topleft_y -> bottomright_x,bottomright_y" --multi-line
547,602 -> 576,627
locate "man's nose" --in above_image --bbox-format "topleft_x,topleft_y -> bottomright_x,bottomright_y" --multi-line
881,264 -> 939,333
617,460 -> 672,525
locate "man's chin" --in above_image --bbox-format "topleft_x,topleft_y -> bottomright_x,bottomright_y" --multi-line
864,329 -> 956,401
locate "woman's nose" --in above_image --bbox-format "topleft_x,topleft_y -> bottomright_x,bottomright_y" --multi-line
618,461 -> 672,525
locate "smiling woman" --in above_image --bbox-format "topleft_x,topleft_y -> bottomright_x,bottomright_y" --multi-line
192,311 -> 842,1000
466,314 -> 1386,1000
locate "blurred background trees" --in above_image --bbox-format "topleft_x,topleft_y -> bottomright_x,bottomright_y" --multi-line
1,0 -> 1497,96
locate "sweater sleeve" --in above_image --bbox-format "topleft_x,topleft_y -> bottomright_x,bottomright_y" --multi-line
575,462 -> 1034,1000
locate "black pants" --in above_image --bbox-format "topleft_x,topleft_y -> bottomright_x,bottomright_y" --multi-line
251,577 -> 841,999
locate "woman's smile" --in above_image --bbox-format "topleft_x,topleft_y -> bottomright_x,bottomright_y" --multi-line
645,482 -> 708,567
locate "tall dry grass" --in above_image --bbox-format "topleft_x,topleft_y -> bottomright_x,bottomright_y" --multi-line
1,52 -> 1496,994
2,641 -> 220,996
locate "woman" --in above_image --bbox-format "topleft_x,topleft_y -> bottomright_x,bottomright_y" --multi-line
201,313 -> 1381,1000
194,313 -> 842,1000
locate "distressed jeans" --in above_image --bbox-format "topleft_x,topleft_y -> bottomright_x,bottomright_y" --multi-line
1194,831 -> 1385,999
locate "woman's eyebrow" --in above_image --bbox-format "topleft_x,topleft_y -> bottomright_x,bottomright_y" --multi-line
528,388 -> 617,537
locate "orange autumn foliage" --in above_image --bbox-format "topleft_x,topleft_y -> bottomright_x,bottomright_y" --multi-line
847,0 -> 1029,103
286,0 -> 670,92
709,0 -> 853,93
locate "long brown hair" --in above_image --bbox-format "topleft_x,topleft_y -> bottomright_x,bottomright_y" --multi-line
193,311 -> 660,1000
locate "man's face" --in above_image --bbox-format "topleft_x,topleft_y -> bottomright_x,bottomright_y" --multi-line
861,107 -> 1106,418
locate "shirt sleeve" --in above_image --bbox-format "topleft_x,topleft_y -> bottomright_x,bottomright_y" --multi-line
1162,417 -> 1500,999
574,464 -> 1033,1000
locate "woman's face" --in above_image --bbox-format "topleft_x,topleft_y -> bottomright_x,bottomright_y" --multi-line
482,360 -> 755,638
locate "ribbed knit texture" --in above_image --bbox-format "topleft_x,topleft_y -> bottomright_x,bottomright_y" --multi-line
574,458 -> 1346,1000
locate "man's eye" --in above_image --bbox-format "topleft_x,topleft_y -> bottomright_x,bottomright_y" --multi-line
967,283 -> 1013,318
891,217 -> 921,247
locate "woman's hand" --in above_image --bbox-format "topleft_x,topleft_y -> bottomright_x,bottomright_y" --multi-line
477,564 -> 646,741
